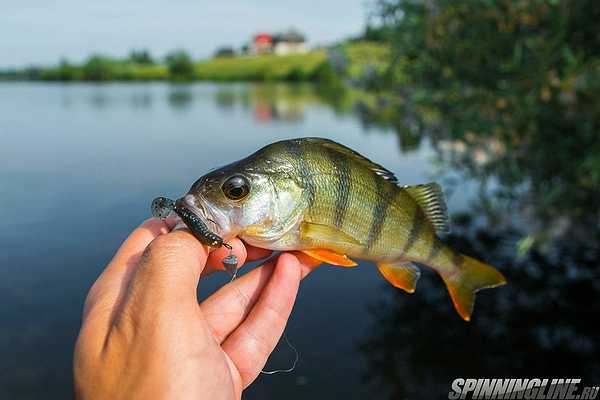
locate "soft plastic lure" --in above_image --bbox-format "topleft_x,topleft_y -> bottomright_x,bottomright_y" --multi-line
151,196 -> 238,275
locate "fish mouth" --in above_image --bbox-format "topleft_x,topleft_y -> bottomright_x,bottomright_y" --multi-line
174,194 -> 221,236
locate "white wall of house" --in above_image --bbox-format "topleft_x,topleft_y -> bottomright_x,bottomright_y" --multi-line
274,42 -> 307,55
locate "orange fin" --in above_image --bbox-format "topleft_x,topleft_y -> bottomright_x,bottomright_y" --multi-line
300,249 -> 358,267
441,254 -> 507,321
300,222 -> 362,246
377,262 -> 421,293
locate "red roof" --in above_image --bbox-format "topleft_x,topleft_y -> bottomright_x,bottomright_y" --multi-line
254,33 -> 273,44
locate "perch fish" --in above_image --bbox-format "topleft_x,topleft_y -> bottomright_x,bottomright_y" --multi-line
157,137 -> 506,320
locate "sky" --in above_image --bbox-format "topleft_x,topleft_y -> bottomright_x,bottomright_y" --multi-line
0,0 -> 371,67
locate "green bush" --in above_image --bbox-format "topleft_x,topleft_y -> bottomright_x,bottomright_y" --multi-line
165,51 -> 195,80
82,55 -> 116,81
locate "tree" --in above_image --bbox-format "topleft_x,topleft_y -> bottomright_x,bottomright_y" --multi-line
56,58 -> 78,81
82,55 -> 115,81
165,50 -> 194,79
369,0 -> 600,225
128,49 -> 154,65
214,47 -> 235,58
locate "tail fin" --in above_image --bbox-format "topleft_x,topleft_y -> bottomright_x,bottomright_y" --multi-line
441,254 -> 506,321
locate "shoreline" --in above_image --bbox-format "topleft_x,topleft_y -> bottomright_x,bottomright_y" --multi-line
0,42 -> 388,84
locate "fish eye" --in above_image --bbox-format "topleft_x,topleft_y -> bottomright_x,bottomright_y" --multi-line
222,175 -> 250,201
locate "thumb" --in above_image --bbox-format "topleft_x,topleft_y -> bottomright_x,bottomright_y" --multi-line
125,230 -> 209,314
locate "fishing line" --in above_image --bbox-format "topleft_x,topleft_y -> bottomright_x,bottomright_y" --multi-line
260,333 -> 299,375
152,198 -> 299,374
222,249 -> 299,375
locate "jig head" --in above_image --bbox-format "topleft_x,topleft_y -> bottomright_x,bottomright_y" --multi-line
151,196 -> 238,274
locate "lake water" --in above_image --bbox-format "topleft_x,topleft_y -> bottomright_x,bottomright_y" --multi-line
1,82 -> 598,399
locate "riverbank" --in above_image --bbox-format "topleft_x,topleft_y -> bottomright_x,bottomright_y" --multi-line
0,42 -> 389,83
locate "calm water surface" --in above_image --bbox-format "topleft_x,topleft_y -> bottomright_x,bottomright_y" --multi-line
1,82 -> 598,399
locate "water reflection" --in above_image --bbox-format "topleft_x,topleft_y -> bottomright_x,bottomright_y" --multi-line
130,91 -> 153,110
211,84 -> 321,123
214,87 -> 236,111
167,86 -> 193,111
359,219 -> 600,398
88,91 -> 109,109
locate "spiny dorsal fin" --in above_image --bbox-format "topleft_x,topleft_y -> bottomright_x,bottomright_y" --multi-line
403,183 -> 450,234
302,137 -> 398,183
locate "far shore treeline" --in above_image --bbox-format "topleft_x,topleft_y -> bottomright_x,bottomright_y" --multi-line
0,41 -> 389,84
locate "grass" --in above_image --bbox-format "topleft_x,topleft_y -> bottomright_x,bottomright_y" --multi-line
193,42 -> 390,82
194,50 -> 327,81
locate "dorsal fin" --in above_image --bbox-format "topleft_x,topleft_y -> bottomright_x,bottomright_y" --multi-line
302,137 -> 398,183
403,183 -> 450,234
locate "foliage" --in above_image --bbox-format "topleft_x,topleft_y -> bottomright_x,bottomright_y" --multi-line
82,55 -> 116,81
165,50 -> 195,80
367,0 -> 600,226
0,42 -> 389,85
361,23 -> 394,42
35,56 -> 167,81
341,41 -> 391,89
213,47 -> 236,58
128,49 -> 154,65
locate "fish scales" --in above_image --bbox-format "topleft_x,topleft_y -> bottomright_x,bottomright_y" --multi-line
284,139 -> 434,261
296,141 -> 382,253
174,137 -> 506,321
245,138 -> 467,271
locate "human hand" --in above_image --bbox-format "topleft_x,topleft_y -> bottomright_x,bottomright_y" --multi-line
74,218 -> 320,400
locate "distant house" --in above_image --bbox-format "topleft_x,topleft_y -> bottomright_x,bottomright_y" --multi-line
253,33 -> 273,54
273,30 -> 307,55
251,30 -> 307,55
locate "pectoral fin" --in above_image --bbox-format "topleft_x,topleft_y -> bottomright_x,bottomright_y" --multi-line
377,261 -> 421,293
300,249 -> 358,267
300,222 -> 362,246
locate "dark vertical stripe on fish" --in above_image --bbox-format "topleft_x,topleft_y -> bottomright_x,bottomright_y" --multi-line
326,148 -> 351,228
426,239 -> 443,263
366,177 -> 392,251
402,207 -> 425,255
284,140 -> 315,206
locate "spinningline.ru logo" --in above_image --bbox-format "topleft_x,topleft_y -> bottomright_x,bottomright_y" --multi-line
448,378 -> 599,399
